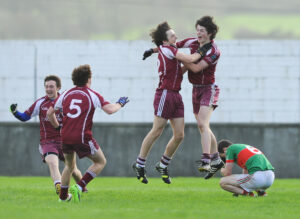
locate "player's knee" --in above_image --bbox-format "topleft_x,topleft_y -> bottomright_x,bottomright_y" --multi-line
101,157 -> 107,166
65,162 -> 76,172
197,121 -> 208,133
93,159 -> 106,173
174,132 -> 184,142
95,156 -> 107,167
46,159 -> 58,168
69,165 -> 76,172
219,178 -> 226,189
72,167 -> 79,174
71,169 -> 78,176
151,127 -> 164,138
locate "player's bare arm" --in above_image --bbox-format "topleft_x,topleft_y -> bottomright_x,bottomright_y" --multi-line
220,162 -> 233,176
174,51 -> 200,63
144,47 -> 202,63
143,47 -> 201,63
102,97 -> 129,114
176,41 -> 212,63
183,59 -> 209,73
47,106 -> 60,129
102,104 -> 121,114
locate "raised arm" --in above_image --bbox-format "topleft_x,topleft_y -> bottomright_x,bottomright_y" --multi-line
175,42 -> 212,63
102,97 -> 129,115
102,103 -> 121,114
10,103 -> 31,122
143,47 -> 158,60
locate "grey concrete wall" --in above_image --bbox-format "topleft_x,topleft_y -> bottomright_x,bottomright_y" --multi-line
0,122 -> 299,178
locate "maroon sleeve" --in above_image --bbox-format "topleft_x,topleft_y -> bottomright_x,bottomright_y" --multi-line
176,38 -> 197,48
99,95 -> 110,107
94,91 -> 110,108
24,101 -> 38,117
168,46 -> 178,57
176,39 -> 187,48
176,38 -> 193,48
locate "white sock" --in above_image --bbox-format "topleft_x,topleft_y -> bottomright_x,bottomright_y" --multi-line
159,162 -> 167,168
54,180 -> 61,186
76,184 -> 83,192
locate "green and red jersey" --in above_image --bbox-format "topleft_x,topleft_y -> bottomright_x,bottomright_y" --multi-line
226,144 -> 274,174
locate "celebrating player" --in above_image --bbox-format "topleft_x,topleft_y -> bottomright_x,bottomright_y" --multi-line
218,140 -> 275,197
10,75 -> 85,195
143,16 -> 223,179
133,22 -> 211,184
47,64 -> 129,202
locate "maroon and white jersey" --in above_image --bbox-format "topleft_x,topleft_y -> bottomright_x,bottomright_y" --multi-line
25,96 -> 62,143
54,86 -> 110,145
157,45 -> 183,91
176,38 -> 220,85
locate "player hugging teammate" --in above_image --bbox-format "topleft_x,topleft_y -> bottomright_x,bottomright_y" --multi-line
141,16 -> 224,180
133,20 -> 212,184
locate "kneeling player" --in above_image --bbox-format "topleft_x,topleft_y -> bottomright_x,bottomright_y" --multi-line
218,140 -> 275,197
10,75 -> 85,195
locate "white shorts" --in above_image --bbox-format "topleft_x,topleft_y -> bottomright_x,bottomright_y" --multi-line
235,170 -> 275,192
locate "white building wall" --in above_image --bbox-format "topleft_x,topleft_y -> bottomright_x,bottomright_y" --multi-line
0,40 -> 299,123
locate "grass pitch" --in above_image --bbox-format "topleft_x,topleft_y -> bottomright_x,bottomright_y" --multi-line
0,177 -> 299,219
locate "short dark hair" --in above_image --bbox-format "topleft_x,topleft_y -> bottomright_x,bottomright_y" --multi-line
150,22 -> 171,47
44,75 -> 61,89
218,139 -> 233,153
72,64 -> 92,86
195,16 -> 219,40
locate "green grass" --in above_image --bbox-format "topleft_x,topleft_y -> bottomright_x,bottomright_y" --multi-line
0,177 -> 299,219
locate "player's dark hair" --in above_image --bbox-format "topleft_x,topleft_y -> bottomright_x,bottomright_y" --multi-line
150,21 -> 171,47
72,64 -> 92,86
44,75 -> 61,89
195,16 -> 219,40
218,139 -> 233,153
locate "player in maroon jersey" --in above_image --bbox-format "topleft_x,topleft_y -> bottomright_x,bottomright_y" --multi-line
47,64 -> 129,202
143,17 -> 223,179
133,22 -> 212,184
10,75 -> 84,195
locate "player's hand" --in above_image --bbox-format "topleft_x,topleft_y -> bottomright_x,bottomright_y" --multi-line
143,48 -> 154,60
55,124 -> 62,131
197,42 -> 212,57
117,97 -> 129,107
10,103 -> 18,114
